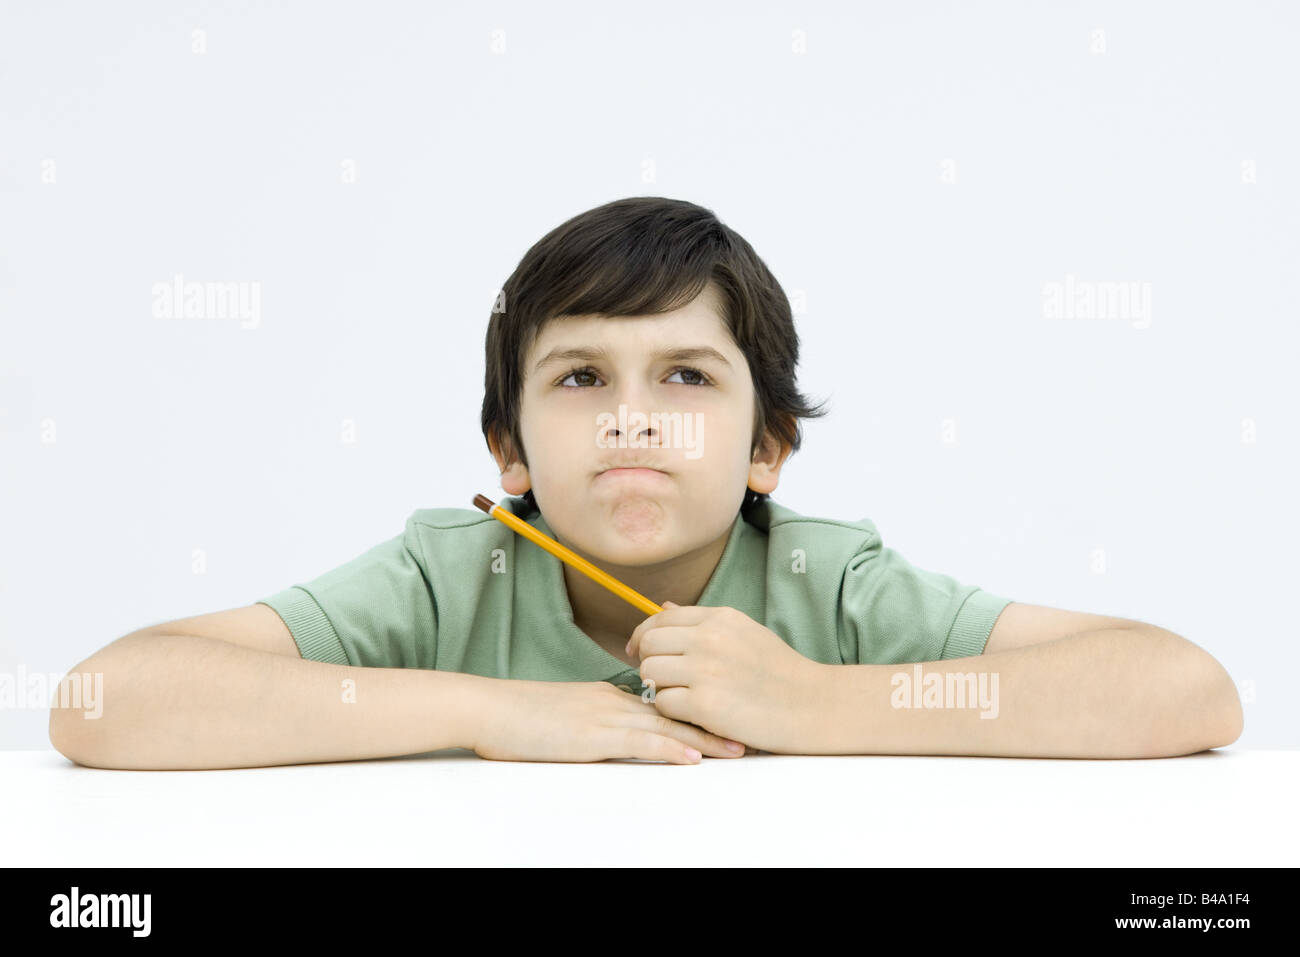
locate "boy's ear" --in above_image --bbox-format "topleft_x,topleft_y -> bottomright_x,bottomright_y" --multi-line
748,423 -> 793,495
488,427 -> 532,493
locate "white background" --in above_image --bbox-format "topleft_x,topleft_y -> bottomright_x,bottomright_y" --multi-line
2,1 -> 1295,749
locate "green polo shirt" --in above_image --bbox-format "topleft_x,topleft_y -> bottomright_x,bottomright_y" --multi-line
256,495 -> 1013,691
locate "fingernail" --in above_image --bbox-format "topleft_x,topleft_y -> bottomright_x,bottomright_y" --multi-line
685,748 -> 702,762
725,741 -> 744,753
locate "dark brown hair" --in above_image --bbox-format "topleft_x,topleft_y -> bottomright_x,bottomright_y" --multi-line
481,196 -> 829,517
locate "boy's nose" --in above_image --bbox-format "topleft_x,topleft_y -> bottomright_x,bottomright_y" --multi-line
605,422 -> 659,447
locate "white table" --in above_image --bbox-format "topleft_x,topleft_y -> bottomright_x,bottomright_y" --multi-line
5,748 -> 1296,867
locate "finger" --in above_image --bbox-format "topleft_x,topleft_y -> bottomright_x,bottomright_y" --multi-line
621,727 -> 702,764
639,653 -> 692,691
632,624 -> 692,660
630,602 -> 709,649
653,603 -> 710,624
671,719 -> 748,759
648,684 -> 689,723
626,711 -> 746,759
647,687 -> 747,759
626,608 -> 670,655
627,621 -> 699,660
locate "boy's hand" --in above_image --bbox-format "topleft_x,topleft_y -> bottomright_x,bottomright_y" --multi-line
625,602 -> 827,754
471,678 -> 748,765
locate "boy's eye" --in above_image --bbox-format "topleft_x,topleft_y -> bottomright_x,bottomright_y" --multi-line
668,367 -> 710,386
557,367 -> 600,388
556,366 -> 712,388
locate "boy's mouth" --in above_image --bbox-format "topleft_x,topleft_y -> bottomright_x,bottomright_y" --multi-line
596,458 -> 669,475
597,467 -> 669,480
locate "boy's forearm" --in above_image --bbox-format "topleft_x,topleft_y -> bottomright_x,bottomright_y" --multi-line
49,633 -> 498,769
805,628 -> 1243,758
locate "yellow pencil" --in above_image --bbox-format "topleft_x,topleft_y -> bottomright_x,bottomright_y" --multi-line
473,493 -> 662,617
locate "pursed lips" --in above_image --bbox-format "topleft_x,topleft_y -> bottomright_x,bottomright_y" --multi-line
598,467 -> 668,477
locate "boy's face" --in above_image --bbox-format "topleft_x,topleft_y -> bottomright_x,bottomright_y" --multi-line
496,284 -> 788,567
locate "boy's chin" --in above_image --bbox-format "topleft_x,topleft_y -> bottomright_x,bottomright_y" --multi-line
584,516 -> 681,563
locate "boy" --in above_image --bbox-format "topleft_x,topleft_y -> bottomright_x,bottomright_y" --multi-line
50,197 -> 1243,769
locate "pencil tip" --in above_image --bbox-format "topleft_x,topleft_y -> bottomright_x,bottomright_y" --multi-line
472,494 -> 495,514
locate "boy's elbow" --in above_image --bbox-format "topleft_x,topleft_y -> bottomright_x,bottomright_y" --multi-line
49,705 -> 88,765
1137,631 -> 1242,756
1207,668 -> 1244,750
48,695 -> 107,767
1182,638 -> 1244,751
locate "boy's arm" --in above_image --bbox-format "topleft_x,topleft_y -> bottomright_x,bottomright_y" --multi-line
48,629 -> 500,770
809,617 -> 1243,759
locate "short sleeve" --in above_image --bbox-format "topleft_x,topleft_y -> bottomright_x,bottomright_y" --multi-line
838,532 -> 1012,664
255,520 -> 438,669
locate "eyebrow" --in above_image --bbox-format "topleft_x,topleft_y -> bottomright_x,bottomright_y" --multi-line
532,345 -> 734,375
